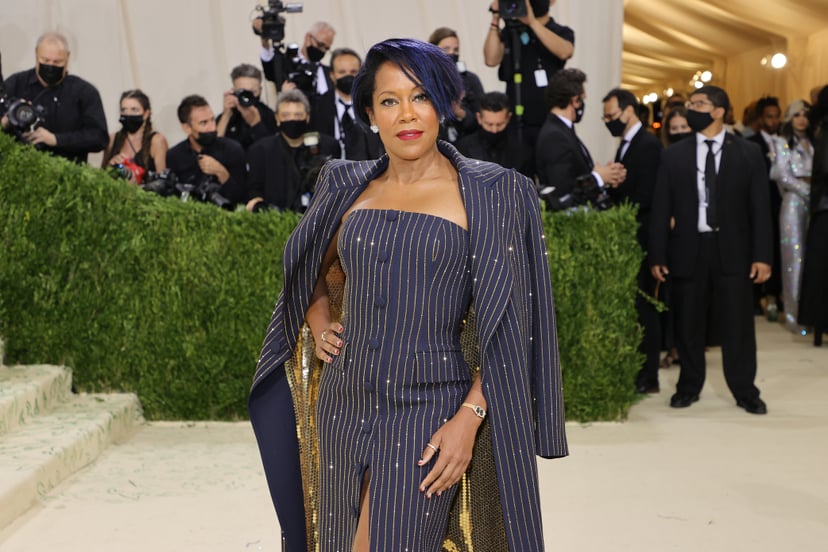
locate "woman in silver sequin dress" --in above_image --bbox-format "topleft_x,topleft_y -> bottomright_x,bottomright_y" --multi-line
771,99 -> 814,333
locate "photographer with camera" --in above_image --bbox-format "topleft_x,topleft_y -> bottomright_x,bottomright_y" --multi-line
216,64 -> 278,151
484,0 -> 574,152
101,89 -> 169,183
1,32 -> 108,164
535,68 -> 626,210
166,95 -> 246,209
245,89 -> 339,213
257,19 -> 337,133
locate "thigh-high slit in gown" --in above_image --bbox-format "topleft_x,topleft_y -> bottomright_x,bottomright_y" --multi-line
316,208 -> 473,552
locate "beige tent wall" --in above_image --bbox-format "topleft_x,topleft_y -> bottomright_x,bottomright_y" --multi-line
723,45 -> 787,118
803,27 -> 828,100
0,1 -> 623,167
723,26 -> 828,118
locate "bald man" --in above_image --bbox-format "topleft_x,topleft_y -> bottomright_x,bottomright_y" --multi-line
2,32 -> 108,163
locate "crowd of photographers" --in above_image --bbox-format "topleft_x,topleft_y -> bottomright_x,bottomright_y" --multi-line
1,0 -> 593,214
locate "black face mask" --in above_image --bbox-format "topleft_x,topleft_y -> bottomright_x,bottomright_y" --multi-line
574,99 -> 585,124
530,0 -> 551,17
449,53 -> 460,64
668,131 -> 694,144
605,116 -> 626,137
280,119 -> 308,140
306,45 -> 325,63
480,128 -> 508,147
37,63 -> 65,87
686,109 -> 714,133
335,75 -> 355,96
195,130 -> 217,147
119,114 -> 145,134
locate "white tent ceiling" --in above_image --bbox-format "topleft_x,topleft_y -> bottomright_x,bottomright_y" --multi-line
622,0 -> 828,108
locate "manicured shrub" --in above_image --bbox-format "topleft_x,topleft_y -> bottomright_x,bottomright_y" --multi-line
0,134 -> 641,421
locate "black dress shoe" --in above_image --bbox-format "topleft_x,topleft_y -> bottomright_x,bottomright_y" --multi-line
736,397 -> 767,415
635,382 -> 660,394
670,392 -> 699,408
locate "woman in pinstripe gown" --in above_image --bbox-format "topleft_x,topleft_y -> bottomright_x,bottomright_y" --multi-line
249,38 -> 568,552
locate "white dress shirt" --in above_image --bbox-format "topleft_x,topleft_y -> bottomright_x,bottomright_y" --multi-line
696,129 -> 726,232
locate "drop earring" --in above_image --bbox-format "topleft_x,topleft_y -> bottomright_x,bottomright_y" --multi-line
370,124 -> 379,133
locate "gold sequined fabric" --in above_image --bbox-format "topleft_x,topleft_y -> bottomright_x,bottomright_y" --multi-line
284,261 -> 507,552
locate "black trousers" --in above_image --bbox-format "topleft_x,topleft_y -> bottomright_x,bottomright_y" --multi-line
249,371 -> 307,552
672,234 -> 760,400
636,260 -> 662,386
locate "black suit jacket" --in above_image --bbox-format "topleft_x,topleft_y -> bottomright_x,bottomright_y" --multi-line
456,130 -> 534,178
535,113 -> 594,197
649,132 -> 772,278
312,93 -> 384,161
610,126 -> 662,248
245,132 -> 340,210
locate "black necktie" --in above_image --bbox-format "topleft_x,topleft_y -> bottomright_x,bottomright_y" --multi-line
705,139 -> 718,228
571,125 -> 594,169
339,101 -> 354,136
615,139 -> 628,162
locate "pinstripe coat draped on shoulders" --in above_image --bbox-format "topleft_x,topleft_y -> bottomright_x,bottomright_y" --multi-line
249,141 -> 568,552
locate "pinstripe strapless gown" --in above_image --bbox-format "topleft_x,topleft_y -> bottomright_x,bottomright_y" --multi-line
316,208 -> 473,552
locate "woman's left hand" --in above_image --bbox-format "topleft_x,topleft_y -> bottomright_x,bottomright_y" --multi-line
418,409 -> 482,498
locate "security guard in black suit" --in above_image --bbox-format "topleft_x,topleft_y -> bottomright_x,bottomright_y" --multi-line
650,85 -> 772,415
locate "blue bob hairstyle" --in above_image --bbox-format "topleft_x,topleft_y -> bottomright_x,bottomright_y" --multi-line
351,38 -> 463,127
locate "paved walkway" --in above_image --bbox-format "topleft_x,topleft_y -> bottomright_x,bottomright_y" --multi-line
1,320 -> 826,551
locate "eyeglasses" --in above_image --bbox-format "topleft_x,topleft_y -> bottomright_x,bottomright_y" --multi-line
601,110 -> 622,123
686,100 -> 714,110
310,34 -> 331,52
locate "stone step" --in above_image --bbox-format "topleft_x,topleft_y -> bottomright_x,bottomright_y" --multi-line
0,392 -> 144,530
0,365 -> 73,436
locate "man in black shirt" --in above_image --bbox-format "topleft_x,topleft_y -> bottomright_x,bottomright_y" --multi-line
166,95 -> 246,208
456,91 -> 532,177
245,89 -> 339,212
484,0 -> 574,150
1,32 -> 108,164
216,63 -> 277,150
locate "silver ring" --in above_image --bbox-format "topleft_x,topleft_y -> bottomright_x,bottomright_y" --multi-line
320,329 -> 328,343
426,442 -> 438,452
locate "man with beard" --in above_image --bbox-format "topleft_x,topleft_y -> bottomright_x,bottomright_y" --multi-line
456,91 -> 532,177
1,32 -> 108,163
245,89 -> 339,212
166,95 -> 246,209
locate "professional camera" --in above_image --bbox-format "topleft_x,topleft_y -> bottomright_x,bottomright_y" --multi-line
254,0 -> 303,43
192,174 -> 234,210
539,174 -> 614,212
0,54 -> 45,135
142,169 -> 180,197
497,0 -> 528,19
2,98 -> 44,134
233,89 -> 257,107
285,44 -> 317,94
112,158 -> 147,184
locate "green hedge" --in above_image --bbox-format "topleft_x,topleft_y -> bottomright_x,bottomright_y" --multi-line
0,134 -> 641,421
